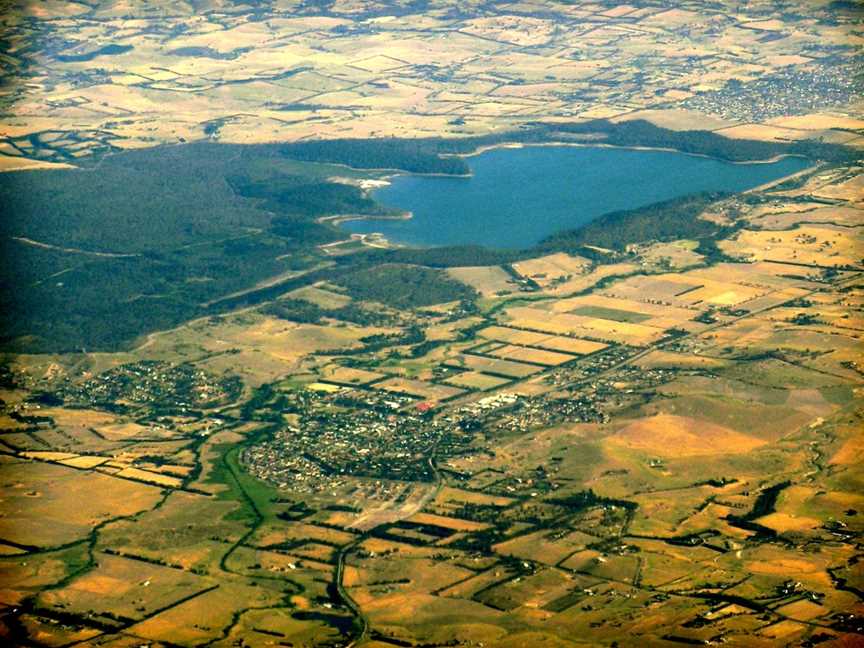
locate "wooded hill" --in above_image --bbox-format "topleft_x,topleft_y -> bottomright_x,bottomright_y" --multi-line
2,121 -> 857,352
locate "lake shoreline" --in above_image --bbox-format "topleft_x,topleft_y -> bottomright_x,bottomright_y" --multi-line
323,140 -> 808,188
318,211 -> 413,227
339,145 -> 812,249
446,140 -> 811,166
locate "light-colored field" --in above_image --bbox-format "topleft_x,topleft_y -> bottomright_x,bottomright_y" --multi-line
253,521 -> 356,548
714,123 -> 811,142
493,528 -> 597,565
651,388 -> 817,442
319,365 -> 385,385
285,284 -> 352,308
609,262 -> 810,309
445,371 -> 511,390
488,344 -> 576,366
350,54 -> 409,73
748,204 -> 864,229
375,377 -> 464,401
349,554 -> 473,594
362,593 -> 509,644
128,581 -> 281,644
476,566 -> 576,611
136,309 -> 393,387
20,451 -> 77,462
22,406 -> 140,448
613,108 -> 734,131
478,325 -> 550,346
260,547 -> 333,574
223,607 -> 345,648
406,512 -> 489,532
425,317 -> 484,343
446,354 -> 542,378
93,421 -> 160,440
722,224 -> 864,268
307,381 -> 344,393
433,486 -> 514,509
577,553 -> 640,586
609,414 -> 765,457
604,274 -> 704,304
0,457 -> 163,547
532,336 -> 608,355
95,491 -> 246,571
636,239 -> 706,269
0,154 -> 76,171
629,485 -> 737,537
506,306 -> 665,345
437,566 -> 516,599
692,283 -> 770,309
511,253 -> 591,286
635,350 -> 730,370
459,15 -> 557,47
629,542 -> 704,588
810,173 -> 864,204
769,113 -> 864,131
774,599 -> 830,623
39,553 -> 208,622
539,262 -> 641,296
568,304 -> 653,324
595,5 -> 636,18
116,466 -> 184,488
830,433 -> 864,466
290,542 -> 337,563
561,293 -> 696,323
447,266 -> 516,296
756,512 -> 821,533
58,455 -> 110,469
479,326 -> 607,355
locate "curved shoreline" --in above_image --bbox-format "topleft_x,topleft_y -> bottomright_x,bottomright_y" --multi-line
359,140 -> 813,197
330,143 -> 815,243
317,210 -> 413,227
446,139 -> 811,166
341,141 -> 809,187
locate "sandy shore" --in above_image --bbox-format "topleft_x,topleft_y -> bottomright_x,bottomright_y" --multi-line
317,211 -> 413,227
447,139 -> 811,165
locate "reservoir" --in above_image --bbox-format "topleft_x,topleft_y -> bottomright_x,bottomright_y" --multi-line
342,146 -> 811,249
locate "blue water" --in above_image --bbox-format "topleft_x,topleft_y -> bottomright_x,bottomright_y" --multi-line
342,146 -> 810,249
